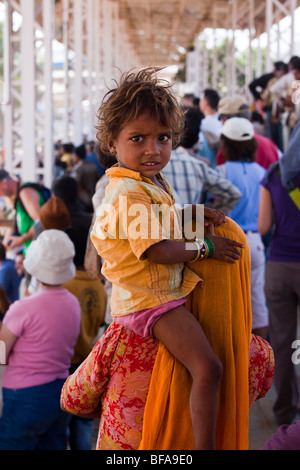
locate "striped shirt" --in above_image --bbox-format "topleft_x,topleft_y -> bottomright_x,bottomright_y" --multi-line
163,147 -> 241,212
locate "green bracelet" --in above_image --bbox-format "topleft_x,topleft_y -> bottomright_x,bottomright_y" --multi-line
204,237 -> 215,258
206,238 -> 215,258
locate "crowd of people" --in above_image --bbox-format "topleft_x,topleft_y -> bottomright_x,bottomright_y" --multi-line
0,58 -> 299,451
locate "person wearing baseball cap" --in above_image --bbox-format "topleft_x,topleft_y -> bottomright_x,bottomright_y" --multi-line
220,116 -> 255,141
218,117 -> 269,340
218,95 -> 252,119
0,229 -> 81,450
216,95 -> 281,169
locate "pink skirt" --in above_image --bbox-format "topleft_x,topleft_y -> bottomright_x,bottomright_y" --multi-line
114,298 -> 187,338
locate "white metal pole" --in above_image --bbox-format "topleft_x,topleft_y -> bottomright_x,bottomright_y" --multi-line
103,0 -> 113,88
231,0 -> 237,95
290,0 -> 297,57
111,1 -> 119,74
276,21 -> 280,59
212,8 -> 217,90
225,28 -> 231,94
266,0 -> 273,72
203,37 -> 208,90
20,0 -> 36,181
2,0 -> 13,174
195,42 -> 202,98
73,0 -> 83,146
94,0 -> 103,107
87,0 -> 95,140
43,0 -> 54,187
256,35 -> 262,78
248,0 -> 254,85
63,0 -> 70,142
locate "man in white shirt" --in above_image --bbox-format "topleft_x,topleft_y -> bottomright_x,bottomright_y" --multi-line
269,56 -> 300,101
269,56 -> 300,150
198,89 -> 222,167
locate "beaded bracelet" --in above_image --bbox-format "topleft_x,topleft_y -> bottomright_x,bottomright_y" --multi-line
190,238 -> 207,263
204,237 -> 215,258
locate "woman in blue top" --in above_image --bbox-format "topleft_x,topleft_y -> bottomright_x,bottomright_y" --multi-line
217,117 -> 268,340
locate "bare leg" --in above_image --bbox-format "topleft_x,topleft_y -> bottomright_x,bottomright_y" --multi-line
152,305 -> 223,450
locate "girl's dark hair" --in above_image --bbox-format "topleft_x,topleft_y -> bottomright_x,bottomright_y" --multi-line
94,142 -> 117,169
220,135 -> 258,162
95,67 -> 185,152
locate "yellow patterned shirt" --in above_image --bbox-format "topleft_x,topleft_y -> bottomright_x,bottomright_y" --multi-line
91,166 -> 201,317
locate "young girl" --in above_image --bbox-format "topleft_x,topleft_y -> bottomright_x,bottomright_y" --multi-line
91,68 -> 244,450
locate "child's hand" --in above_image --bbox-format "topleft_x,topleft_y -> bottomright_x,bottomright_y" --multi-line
204,207 -> 226,227
205,223 -> 244,263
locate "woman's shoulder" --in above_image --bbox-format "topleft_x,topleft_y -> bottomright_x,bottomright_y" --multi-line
261,162 -> 280,185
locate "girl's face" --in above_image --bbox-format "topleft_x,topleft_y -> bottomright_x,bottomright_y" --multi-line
108,111 -> 173,181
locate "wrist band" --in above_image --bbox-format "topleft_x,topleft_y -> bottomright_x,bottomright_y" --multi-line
204,237 -> 215,258
190,239 -> 207,263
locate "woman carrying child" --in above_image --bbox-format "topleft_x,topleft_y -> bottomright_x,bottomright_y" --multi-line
86,68 -> 246,450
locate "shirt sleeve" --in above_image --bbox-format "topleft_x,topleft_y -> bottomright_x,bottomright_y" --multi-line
261,421 -> 300,450
203,165 -> 242,214
2,301 -> 27,338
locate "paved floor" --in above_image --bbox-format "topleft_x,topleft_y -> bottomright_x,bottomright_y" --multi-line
249,383 -> 282,450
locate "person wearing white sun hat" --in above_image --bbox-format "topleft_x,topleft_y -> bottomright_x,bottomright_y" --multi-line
0,229 -> 81,450
217,117 -> 269,340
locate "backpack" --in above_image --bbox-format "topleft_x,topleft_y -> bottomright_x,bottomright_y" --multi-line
15,182 -> 51,213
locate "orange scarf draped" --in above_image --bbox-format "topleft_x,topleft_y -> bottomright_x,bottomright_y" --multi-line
139,217 -> 252,450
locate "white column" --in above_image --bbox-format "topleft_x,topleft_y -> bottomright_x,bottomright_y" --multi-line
43,0 -> 54,187
248,0 -> 254,85
2,0 -> 13,174
256,35 -> 262,78
103,0 -> 113,87
94,0 -> 102,106
225,29 -> 231,94
202,39 -> 208,90
63,0 -> 70,142
231,0 -> 237,95
111,1 -> 119,74
194,43 -> 202,98
73,0 -> 83,145
20,0 -> 36,181
265,0 -> 273,72
87,0 -> 95,139
290,0 -> 297,57
212,8 -> 217,90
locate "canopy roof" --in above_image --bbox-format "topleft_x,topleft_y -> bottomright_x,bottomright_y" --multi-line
10,0 -> 300,66
79,0 -> 300,65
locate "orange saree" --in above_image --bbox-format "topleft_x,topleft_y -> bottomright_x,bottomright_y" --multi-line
139,217 -> 253,450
